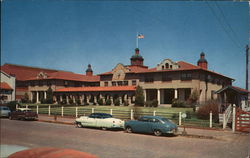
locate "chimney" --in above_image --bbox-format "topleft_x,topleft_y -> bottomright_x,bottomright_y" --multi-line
197,52 -> 208,69
86,64 -> 93,76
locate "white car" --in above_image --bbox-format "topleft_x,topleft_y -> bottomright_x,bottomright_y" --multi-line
0,106 -> 11,117
75,113 -> 124,130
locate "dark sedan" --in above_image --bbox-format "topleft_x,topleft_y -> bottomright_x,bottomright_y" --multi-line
125,116 -> 178,136
9,108 -> 38,120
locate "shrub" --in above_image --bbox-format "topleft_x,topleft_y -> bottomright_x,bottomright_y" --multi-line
97,98 -> 104,105
135,86 -> 145,106
145,99 -> 158,107
69,98 -> 74,105
46,87 -> 53,104
172,99 -> 185,108
76,99 -> 81,105
21,93 -> 30,103
123,100 -> 129,106
114,98 -> 120,106
197,100 -> 219,121
7,101 -> 20,111
105,99 -> 111,105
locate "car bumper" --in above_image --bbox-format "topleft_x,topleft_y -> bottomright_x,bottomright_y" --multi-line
166,128 -> 178,134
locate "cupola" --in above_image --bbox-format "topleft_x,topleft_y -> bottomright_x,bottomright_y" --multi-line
130,48 -> 144,66
197,52 -> 208,69
86,64 -> 93,76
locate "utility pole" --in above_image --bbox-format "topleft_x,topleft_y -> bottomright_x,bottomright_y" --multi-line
246,45 -> 249,90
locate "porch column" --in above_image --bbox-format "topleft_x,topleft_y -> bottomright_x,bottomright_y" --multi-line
174,89 -> 178,99
53,96 -> 57,103
124,94 -> 128,102
30,92 -> 33,102
73,95 -> 76,103
132,96 -> 135,102
86,95 -> 90,104
82,94 -> 85,104
128,96 -> 132,106
143,90 -> 147,102
36,91 -> 39,103
157,89 -> 160,105
110,96 -> 114,106
66,95 -> 69,104
119,96 -> 122,106
44,91 -> 47,99
79,95 -> 83,104
94,96 -> 97,104
60,95 -> 63,102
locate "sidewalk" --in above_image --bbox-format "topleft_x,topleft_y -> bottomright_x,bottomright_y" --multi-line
37,114 -> 248,141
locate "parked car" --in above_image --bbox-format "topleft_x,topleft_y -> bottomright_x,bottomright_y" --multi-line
0,106 -> 11,118
125,116 -> 178,136
75,113 -> 124,130
9,108 -> 38,120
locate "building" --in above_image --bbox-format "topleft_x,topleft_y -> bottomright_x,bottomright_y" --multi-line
54,48 -> 233,106
0,70 -> 16,103
0,63 -> 99,103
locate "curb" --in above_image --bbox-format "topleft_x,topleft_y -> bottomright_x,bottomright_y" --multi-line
38,119 -> 74,125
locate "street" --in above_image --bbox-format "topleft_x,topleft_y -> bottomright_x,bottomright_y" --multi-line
1,119 -> 250,158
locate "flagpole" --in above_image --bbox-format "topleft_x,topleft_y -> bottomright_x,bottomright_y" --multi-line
136,32 -> 138,48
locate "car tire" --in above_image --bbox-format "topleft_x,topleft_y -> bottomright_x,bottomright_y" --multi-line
154,130 -> 162,136
125,126 -> 132,133
76,123 -> 83,128
101,127 -> 107,130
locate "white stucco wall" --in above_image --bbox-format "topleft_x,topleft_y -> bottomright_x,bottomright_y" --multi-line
0,71 -> 16,101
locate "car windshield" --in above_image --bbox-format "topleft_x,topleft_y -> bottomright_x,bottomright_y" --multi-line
102,114 -> 112,118
160,118 -> 170,123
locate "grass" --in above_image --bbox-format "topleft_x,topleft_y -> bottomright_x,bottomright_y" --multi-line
21,103 -> 221,128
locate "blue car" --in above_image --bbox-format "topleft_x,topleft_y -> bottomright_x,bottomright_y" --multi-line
125,116 -> 178,136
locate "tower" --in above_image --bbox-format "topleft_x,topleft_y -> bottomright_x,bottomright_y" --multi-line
86,64 -> 93,76
197,52 -> 208,69
130,48 -> 144,66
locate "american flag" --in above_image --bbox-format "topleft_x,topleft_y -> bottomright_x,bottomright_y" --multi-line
137,34 -> 144,39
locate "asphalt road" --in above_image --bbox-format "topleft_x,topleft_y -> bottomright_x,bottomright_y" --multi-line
1,119 -> 250,158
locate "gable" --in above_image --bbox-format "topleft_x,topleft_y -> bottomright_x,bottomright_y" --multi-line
156,59 -> 179,71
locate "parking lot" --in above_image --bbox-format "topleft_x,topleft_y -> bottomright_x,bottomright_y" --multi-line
1,118 -> 250,158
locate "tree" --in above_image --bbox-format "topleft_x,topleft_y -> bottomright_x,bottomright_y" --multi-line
134,86 -> 145,106
46,87 -> 53,104
21,92 -> 29,103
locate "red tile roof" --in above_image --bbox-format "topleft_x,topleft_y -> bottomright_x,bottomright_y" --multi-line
1,63 -> 100,82
55,86 -> 136,92
232,86 -> 250,94
26,71 -> 100,82
99,61 -> 233,80
0,82 -> 13,90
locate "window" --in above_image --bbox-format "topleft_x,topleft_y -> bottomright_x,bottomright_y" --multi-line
64,81 -> 68,87
38,80 -> 43,86
123,81 -> 128,86
132,80 -> 137,86
181,73 -> 192,81
162,73 -> 172,82
144,74 -> 154,83
47,81 -> 51,86
112,81 -> 116,86
165,63 -> 169,69
30,81 -> 35,86
117,81 -> 122,86
145,78 -> 154,83
104,82 -> 108,87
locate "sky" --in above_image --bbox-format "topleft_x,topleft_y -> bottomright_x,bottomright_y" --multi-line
2,0 -> 249,88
